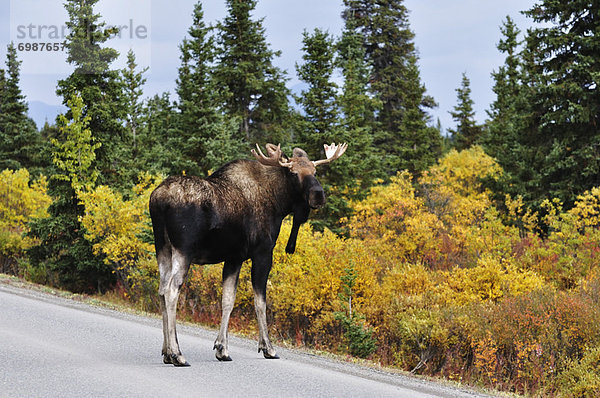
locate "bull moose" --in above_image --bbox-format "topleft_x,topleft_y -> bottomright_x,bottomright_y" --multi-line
149,143 -> 347,366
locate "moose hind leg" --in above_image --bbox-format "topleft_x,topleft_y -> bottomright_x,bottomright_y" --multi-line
214,261 -> 242,361
159,294 -> 171,364
161,249 -> 190,366
156,245 -> 173,364
251,255 -> 279,359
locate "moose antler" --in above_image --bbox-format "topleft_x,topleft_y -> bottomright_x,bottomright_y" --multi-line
313,143 -> 348,167
252,143 -> 293,168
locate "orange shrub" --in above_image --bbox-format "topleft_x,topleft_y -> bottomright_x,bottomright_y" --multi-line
470,287 -> 600,395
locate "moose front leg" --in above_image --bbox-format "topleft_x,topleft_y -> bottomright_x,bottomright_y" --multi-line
214,260 -> 242,361
251,253 -> 279,359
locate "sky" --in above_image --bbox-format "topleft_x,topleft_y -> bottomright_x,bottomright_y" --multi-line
1,0 -> 539,132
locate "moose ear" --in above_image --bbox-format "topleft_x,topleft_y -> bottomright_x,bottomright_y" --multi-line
292,148 -> 309,158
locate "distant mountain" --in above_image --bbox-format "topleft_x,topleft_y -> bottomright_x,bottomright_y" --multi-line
28,101 -> 67,130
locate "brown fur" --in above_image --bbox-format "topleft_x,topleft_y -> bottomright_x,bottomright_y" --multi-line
149,155 -> 325,365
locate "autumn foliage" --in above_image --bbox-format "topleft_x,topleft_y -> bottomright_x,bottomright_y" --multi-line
3,146 -> 600,396
0,169 -> 50,275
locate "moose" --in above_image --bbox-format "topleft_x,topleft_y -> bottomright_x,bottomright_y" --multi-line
149,142 -> 347,366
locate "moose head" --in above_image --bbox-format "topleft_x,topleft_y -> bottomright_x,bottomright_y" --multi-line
251,143 -> 348,209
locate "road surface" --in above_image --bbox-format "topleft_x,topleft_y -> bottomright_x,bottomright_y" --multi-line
0,280 -> 494,397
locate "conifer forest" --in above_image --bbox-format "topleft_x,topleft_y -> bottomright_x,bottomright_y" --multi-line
2,1 -> 600,396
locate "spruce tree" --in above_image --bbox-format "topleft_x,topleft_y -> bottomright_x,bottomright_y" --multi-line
336,27 -> 382,191
120,49 -> 148,181
520,0 -> 600,206
342,0 -> 441,175
137,93 -> 177,176
500,40 -> 548,208
448,72 -> 483,150
214,0 -> 290,144
483,16 -> 536,204
121,49 -> 148,157
173,1 -> 215,175
395,57 -> 441,174
295,28 -> 340,155
28,0 -> 123,292
484,16 -> 522,163
56,0 -> 127,188
488,3 -> 600,211
294,28 -> 346,231
174,2 -> 245,175
0,44 -> 41,172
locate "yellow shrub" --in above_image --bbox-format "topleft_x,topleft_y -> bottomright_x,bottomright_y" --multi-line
348,147 -> 508,270
80,173 -> 161,292
555,346 -> 600,398
366,262 -> 437,330
269,220 -> 380,345
0,169 -> 51,272
419,146 -> 501,225
569,187 -> 600,231
438,256 -> 545,306
515,190 -> 600,289
348,171 -> 445,266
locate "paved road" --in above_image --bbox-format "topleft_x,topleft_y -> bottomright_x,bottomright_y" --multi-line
0,281 -> 493,398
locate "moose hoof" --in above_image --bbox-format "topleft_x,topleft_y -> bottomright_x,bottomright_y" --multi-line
167,353 -> 190,367
214,343 -> 232,362
216,353 -> 232,362
259,348 -> 280,359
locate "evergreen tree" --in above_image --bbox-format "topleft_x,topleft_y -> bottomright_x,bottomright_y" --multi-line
29,0 -> 123,293
487,3 -> 600,211
295,28 -> 340,154
484,16 -> 522,163
56,0 -> 127,189
294,28 -> 347,231
520,0 -> 600,207
0,43 -> 42,172
214,0 -> 290,144
177,2 -> 215,123
137,93 -> 177,176
448,72 -> 483,150
336,27 -> 382,191
174,2 -> 245,175
483,16 -> 537,205
395,57 -> 441,174
342,0 -> 441,175
173,1 -> 216,176
37,121 -> 60,173
119,49 -> 148,181
121,49 -> 148,158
